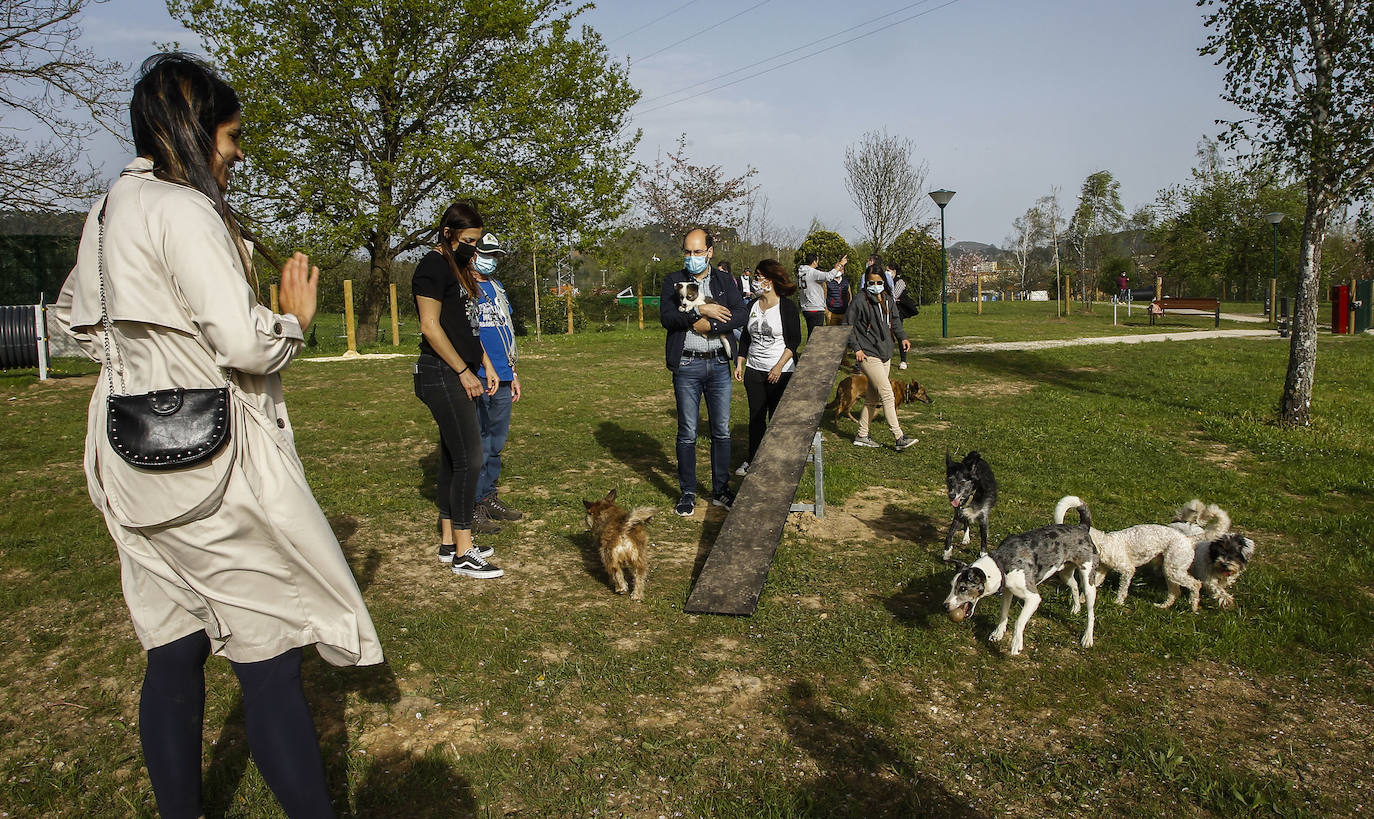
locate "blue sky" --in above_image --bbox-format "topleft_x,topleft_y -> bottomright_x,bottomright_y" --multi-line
78,0 -> 1240,247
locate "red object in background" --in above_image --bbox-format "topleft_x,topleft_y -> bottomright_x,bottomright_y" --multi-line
1331,285 -> 1351,334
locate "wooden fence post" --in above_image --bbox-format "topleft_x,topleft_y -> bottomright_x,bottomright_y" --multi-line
637,285 -> 644,330
343,279 -> 358,355
269,283 -> 279,313
389,283 -> 400,346
566,285 -> 574,334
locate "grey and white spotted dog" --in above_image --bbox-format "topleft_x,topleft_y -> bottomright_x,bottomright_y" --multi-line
943,499 -> 1099,656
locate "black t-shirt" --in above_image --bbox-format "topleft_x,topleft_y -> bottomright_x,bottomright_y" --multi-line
411,250 -> 483,369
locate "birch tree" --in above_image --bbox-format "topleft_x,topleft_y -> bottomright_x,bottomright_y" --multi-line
1068,170 -> 1125,306
1201,0 -> 1374,426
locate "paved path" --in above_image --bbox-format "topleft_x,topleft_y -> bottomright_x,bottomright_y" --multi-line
923,327 -> 1277,355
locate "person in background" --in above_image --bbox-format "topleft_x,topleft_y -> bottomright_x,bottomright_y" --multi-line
660,228 -> 746,516
732,259 -> 800,476
888,261 -> 919,370
471,231 -> 525,530
738,267 -> 754,298
845,266 -> 916,451
1117,272 -> 1130,300
413,201 -> 504,578
825,264 -> 852,325
54,53 -> 382,819
797,251 -> 847,336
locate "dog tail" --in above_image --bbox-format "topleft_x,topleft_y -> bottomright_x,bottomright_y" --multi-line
1200,503 -> 1230,540
1172,498 -> 1207,525
627,507 -> 656,528
1054,495 -> 1086,525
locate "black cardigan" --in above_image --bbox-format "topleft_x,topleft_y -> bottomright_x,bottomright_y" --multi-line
737,296 -> 801,368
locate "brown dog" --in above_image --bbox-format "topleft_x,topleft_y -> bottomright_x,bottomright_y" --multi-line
827,375 -> 932,423
582,489 -> 655,601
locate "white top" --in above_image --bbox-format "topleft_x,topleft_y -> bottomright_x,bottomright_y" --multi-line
745,301 -> 795,373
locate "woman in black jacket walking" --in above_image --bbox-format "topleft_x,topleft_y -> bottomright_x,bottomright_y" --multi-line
733,259 -> 801,475
844,266 -> 915,451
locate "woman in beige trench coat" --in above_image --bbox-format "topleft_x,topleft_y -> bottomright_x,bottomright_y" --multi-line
54,54 -> 381,819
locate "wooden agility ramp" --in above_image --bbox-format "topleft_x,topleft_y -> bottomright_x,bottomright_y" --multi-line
684,326 -> 849,616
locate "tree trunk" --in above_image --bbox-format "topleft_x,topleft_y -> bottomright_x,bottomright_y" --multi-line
1278,193 -> 1329,427
361,241 -> 395,344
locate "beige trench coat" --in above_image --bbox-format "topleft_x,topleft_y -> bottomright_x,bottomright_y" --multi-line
54,158 -> 383,666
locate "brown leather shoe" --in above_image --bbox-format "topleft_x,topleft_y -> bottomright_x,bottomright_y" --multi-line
481,495 -> 524,521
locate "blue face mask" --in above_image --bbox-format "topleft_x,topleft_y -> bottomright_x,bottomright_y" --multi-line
866,283 -> 885,295
474,254 -> 498,275
685,255 -> 709,274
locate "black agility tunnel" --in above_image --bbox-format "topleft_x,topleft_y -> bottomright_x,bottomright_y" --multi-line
0,305 -> 42,369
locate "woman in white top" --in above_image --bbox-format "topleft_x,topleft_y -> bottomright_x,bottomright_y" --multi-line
732,259 -> 802,474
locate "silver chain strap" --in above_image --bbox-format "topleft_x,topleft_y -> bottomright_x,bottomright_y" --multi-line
95,200 -> 125,397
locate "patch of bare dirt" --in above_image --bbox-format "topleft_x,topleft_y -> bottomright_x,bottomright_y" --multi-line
789,485 -> 939,545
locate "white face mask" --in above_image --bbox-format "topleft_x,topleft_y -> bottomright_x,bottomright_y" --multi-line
753,279 -> 771,294
866,282 -> 885,295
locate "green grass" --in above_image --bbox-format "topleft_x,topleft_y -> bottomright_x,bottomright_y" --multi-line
1,313 -> 1371,817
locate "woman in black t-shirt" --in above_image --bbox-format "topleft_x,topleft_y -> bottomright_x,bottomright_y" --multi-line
413,201 -> 503,579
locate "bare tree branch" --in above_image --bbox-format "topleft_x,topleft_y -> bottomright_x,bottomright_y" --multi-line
842,129 -> 930,253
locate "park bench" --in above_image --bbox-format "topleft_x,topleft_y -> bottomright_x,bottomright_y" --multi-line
684,326 -> 849,616
1150,297 -> 1220,327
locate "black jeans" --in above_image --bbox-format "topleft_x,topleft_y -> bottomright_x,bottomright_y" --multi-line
803,310 -> 825,337
415,354 -> 482,530
743,367 -> 792,460
141,632 -> 333,818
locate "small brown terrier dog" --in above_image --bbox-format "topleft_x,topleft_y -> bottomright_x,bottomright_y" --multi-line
582,489 -> 655,601
828,375 -> 932,423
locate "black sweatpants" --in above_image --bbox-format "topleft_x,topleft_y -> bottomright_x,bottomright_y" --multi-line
743,367 -> 792,460
140,631 -> 333,818
415,353 -> 483,530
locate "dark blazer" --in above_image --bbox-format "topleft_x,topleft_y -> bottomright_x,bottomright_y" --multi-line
660,266 -> 746,370
737,296 -> 801,368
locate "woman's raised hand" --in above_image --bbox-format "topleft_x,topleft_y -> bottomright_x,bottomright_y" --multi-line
278,252 -> 320,331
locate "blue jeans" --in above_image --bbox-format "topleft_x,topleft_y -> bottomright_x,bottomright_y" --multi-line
476,382 -> 513,501
673,355 -> 732,497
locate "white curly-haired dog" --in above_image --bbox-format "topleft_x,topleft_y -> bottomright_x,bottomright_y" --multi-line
1053,495 -> 1224,608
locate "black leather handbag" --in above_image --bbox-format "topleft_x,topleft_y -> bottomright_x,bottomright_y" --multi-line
96,198 -> 232,471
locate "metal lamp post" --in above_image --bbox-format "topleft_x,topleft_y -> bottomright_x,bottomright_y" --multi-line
1265,212 -> 1284,321
928,189 -> 956,338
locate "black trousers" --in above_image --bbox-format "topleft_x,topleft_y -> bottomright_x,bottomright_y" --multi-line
803,310 -> 825,337
415,354 -> 482,529
743,367 -> 792,460
141,631 -> 334,818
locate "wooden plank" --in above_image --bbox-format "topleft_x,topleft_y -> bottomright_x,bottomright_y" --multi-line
684,326 -> 850,616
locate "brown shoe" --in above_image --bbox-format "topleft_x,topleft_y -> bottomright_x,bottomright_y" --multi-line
472,506 -> 501,534
482,495 -> 524,521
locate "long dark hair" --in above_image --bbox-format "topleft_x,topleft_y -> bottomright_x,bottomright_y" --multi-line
753,258 -> 797,297
130,53 -> 255,287
436,201 -> 483,298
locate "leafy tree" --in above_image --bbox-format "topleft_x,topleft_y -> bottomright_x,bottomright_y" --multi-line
635,133 -> 756,240
1006,205 -> 1046,296
842,129 -> 931,253
0,0 -> 125,210
884,227 -> 942,305
1068,170 -> 1125,306
172,0 -> 640,341
1201,0 -> 1374,426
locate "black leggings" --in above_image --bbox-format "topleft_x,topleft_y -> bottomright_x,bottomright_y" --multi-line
743,367 -> 792,460
141,631 -> 333,818
415,354 -> 482,530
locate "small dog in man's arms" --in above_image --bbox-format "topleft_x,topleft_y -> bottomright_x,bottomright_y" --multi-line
943,498 -> 1098,656
583,489 -> 655,601
944,451 -> 998,561
674,281 -> 713,313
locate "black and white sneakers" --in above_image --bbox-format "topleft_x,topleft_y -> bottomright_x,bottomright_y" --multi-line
450,547 -> 503,578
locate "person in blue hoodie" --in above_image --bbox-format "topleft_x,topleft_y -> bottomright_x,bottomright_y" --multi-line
470,231 -> 525,529
660,228 -> 746,517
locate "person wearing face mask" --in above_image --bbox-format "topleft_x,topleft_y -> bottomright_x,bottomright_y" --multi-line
844,266 -> 916,451
798,251 -> 848,336
469,232 -> 525,530
660,227 -> 746,517
888,261 -> 919,370
732,259 -> 800,476
412,201 -> 504,578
